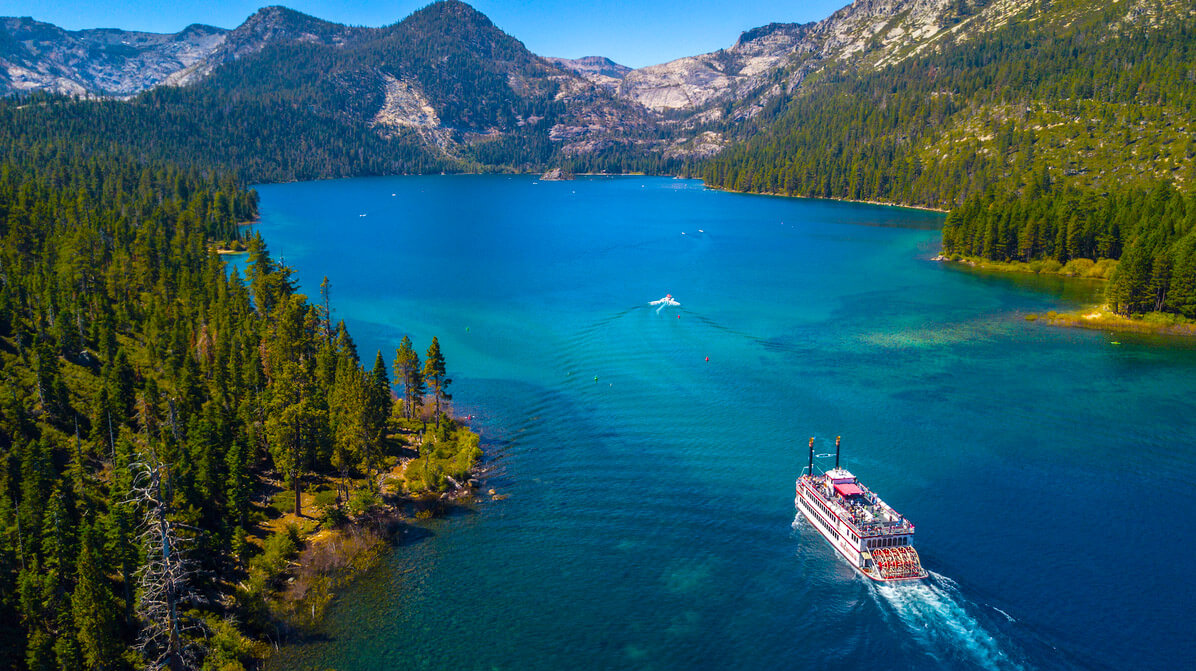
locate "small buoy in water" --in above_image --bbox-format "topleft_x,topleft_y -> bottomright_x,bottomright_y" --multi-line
466,326 -> 470,332
705,356 -> 709,362
676,315 -> 681,319
594,375 -> 598,381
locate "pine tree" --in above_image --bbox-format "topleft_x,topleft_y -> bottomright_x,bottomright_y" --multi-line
72,518 -> 123,670
224,440 -> 250,533
330,357 -> 368,500
393,336 -> 424,421
367,350 -> 391,442
422,337 -> 451,429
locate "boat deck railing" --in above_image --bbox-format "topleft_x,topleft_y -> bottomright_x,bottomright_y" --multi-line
799,477 -> 914,537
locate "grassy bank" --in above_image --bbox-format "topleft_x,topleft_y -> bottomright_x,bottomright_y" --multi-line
935,254 -> 1119,280
936,255 -> 1196,337
1027,306 -> 1196,337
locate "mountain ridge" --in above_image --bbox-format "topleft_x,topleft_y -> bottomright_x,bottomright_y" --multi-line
2,0 -> 1192,189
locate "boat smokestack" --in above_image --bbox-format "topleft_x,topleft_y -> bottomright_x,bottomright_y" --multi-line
808,437 -> 814,476
835,436 -> 841,469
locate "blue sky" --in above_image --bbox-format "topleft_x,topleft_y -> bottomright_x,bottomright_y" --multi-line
2,0 -> 848,68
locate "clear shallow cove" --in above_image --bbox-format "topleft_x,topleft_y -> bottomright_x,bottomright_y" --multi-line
251,176 -> 1196,671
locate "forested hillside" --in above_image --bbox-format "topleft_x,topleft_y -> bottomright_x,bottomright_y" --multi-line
704,1 -> 1196,206
0,139 -> 478,668
704,0 -> 1196,318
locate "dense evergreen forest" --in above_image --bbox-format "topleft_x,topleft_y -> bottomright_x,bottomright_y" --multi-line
0,139 -> 478,668
943,183 -> 1196,317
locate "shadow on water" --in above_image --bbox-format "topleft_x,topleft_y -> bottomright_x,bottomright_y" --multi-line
392,523 -> 436,547
938,263 -> 1106,306
398,500 -> 479,526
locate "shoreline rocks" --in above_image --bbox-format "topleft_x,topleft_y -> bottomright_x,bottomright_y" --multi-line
540,167 -> 574,181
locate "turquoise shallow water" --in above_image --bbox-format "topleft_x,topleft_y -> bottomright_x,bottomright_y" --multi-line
253,176 -> 1196,671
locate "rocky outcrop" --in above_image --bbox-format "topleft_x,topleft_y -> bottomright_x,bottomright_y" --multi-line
372,74 -> 439,130
618,22 -> 811,113
540,167 -> 574,180
0,18 -> 227,96
544,56 -> 630,90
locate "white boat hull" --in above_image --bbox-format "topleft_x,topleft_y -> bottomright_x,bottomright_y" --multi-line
795,478 -> 926,582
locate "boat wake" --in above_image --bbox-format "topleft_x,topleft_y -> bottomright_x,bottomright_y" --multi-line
871,572 -> 1026,671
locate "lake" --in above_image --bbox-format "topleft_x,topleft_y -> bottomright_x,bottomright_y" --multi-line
253,175 -> 1196,670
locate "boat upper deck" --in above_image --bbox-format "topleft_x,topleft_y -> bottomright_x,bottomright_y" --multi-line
799,468 -> 914,537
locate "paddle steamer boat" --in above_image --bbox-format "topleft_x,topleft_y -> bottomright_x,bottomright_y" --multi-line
795,437 -> 927,581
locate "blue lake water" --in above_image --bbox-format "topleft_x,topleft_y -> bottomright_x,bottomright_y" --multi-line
254,176 -> 1196,670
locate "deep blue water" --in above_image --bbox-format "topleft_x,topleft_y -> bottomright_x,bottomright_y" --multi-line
251,176 -> 1196,671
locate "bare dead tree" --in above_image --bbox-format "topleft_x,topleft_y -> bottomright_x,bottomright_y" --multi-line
130,453 -> 205,671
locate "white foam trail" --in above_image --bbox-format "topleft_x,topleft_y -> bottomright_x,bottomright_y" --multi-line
992,606 -> 1016,623
931,570 -> 960,589
873,576 -> 1025,671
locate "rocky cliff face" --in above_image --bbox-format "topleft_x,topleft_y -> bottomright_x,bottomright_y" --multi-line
618,22 -> 812,113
